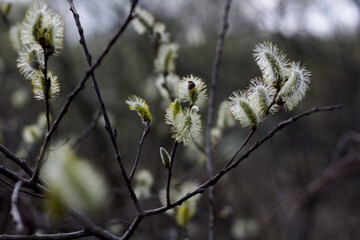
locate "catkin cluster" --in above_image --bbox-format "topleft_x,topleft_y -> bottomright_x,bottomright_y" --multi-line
15,0 -> 64,101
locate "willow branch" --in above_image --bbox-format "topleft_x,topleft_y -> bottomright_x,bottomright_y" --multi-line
224,127 -> 256,168
129,121 -> 151,180
0,230 -> 90,240
205,0 -> 232,239
166,142 -> 179,206
144,104 -> 343,216
68,0 -> 143,213
0,178 -> 44,198
120,214 -> 144,240
0,144 -> 34,177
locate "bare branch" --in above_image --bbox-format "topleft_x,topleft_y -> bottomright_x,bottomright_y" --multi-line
0,230 -> 90,240
224,127 -> 256,169
129,121 -> 151,180
166,142 -> 179,206
67,0 -> 143,214
205,0 -> 232,239
0,178 -> 44,198
0,144 -> 33,177
120,214 -> 144,240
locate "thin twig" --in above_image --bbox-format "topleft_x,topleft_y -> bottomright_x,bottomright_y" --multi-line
205,0 -> 232,239
69,207 -> 119,240
129,121 -> 151,180
68,0 -> 143,214
143,104 -> 343,217
166,142 -> 179,206
30,0 -> 138,184
224,127 -> 256,168
0,178 -> 44,198
0,145 -> 34,177
120,214 -> 144,240
10,181 -> 24,232
0,230 -> 90,240
71,109 -> 101,148
0,165 -> 46,193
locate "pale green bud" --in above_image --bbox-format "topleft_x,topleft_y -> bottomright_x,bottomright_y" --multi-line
125,95 -> 152,123
160,147 -> 170,169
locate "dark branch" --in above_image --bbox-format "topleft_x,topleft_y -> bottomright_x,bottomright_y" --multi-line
0,230 -> 90,240
0,144 -> 34,177
166,142 -> 178,206
129,121 -> 151,180
67,0 -> 143,214
120,214 -> 144,240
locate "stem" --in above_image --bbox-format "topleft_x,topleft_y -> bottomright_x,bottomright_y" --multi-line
166,142 -> 179,206
68,0 -> 143,214
205,0 -> 232,239
0,230 -> 90,240
129,121 -> 151,180
120,214 -> 144,240
224,127 -> 256,169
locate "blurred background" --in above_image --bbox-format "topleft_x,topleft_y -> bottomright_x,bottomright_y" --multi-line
0,0 -> 359,239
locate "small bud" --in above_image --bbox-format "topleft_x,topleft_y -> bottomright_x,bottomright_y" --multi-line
125,95 -> 152,123
1,3 -> 11,17
160,147 -> 170,169
177,75 -> 207,106
191,105 -> 199,113
188,81 -> 195,90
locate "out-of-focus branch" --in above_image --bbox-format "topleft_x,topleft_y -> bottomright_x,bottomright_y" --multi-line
205,0 -> 232,239
10,181 -> 24,232
0,230 -> 90,240
285,153 -> 360,240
